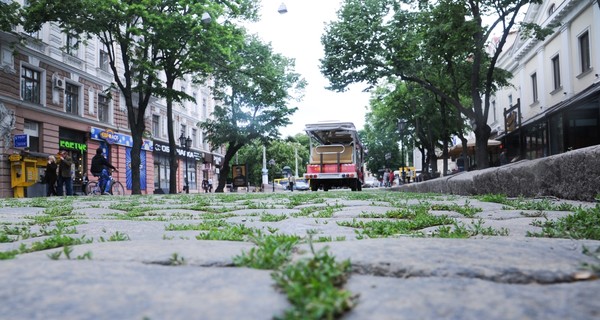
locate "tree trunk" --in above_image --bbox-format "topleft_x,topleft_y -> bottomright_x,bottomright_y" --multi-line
214,143 -> 241,193
165,76 -> 179,194
474,121 -> 492,170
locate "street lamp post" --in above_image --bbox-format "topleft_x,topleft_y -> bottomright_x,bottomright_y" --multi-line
397,119 -> 408,184
179,133 -> 192,193
268,159 -> 276,192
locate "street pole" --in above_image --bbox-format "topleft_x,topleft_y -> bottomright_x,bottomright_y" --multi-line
398,119 -> 408,184
180,134 -> 191,193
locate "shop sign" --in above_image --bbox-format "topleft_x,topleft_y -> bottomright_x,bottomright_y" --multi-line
13,134 -> 28,148
152,142 -> 202,161
59,139 -> 87,152
9,154 -> 22,161
90,127 -> 153,151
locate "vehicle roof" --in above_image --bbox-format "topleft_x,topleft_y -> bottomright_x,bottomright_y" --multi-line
304,121 -> 360,145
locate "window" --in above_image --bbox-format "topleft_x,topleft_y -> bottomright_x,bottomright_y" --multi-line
192,128 -> 198,148
531,73 -> 538,103
181,124 -> 187,138
98,94 -> 109,123
508,94 -> 513,107
66,33 -> 79,56
551,55 -> 561,90
21,66 -> 41,104
152,115 -> 160,137
548,4 -> 555,16
578,31 -> 591,74
23,120 -> 39,152
99,49 -> 109,72
491,100 -> 497,123
202,97 -> 208,119
65,83 -> 79,115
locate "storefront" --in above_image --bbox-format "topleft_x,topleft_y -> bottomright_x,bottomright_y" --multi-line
152,141 -> 202,193
501,83 -> 600,161
59,128 -> 88,195
90,127 -> 153,193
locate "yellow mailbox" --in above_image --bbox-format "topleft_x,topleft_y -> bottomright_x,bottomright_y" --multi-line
9,152 -> 48,198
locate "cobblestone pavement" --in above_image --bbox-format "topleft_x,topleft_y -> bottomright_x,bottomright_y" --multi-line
1,190 -> 599,319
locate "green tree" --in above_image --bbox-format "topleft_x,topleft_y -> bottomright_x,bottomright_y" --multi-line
201,33 -> 306,192
0,1 -> 21,32
321,0 -> 546,169
154,1 -> 256,194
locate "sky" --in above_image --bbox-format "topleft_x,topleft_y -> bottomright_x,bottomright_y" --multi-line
245,0 -> 372,138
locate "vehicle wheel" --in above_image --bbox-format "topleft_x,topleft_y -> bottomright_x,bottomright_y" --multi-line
310,181 -> 318,191
323,184 -> 329,192
86,181 -> 99,195
357,180 -> 362,191
111,181 -> 125,195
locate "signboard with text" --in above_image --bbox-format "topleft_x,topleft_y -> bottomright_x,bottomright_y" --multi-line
13,134 -> 28,148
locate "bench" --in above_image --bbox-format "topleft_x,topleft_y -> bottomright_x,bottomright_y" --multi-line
310,145 -> 353,164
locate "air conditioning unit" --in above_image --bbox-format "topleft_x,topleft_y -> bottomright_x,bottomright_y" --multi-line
54,78 -> 65,90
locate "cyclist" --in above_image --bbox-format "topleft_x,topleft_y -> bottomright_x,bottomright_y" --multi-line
90,147 -> 118,195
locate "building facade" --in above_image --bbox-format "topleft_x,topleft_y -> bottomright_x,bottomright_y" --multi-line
489,0 -> 600,162
0,4 -> 222,198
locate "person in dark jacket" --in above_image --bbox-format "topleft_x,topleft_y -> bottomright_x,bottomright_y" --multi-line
57,149 -> 73,196
90,147 -> 118,195
45,155 -> 58,196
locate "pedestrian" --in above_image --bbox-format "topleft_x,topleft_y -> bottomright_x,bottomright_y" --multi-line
499,150 -> 508,166
289,175 -> 296,192
56,149 -> 73,196
202,179 -> 209,193
389,170 -> 395,187
45,155 -> 58,196
383,169 -> 390,188
90,147 -> 118,195
208,178 -> 213,192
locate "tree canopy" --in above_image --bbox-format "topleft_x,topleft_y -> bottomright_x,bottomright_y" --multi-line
201,33 -> 306,192
321,0 -> 542,170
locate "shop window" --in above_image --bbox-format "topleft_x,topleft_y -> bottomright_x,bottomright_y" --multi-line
21,66 -> 41,104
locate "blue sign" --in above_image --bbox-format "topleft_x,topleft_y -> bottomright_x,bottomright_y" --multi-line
90,127 -> 153,151
13,135 -> 28,148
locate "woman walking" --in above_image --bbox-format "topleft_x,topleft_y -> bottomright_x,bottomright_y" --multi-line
46,155 -> 58,196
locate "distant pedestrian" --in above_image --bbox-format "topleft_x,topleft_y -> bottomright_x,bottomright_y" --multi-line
383,169 -> 390,188
45,155 -> 58,196
288,175 -> 296,192
389,170 -> 395,186
499,150 -> 508,166
208,178 -> 213,192
57,149 -> 73,196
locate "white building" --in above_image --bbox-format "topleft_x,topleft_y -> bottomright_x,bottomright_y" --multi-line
489,0 -> 600,162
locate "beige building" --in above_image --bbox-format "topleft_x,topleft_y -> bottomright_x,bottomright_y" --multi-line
0,3 -> 222,197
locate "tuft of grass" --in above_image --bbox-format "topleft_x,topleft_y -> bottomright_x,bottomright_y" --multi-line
272,241 -> 356,319
234,231 -> 300,270
433,219 -> 509,238
260,213 -> 288,222
195,224 -> 257,241
528,204 -> 600,240
166,220 -> 229,231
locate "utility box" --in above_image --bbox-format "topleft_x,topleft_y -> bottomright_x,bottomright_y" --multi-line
9,152 -> 48,198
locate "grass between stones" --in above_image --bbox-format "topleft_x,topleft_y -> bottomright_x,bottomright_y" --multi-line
1,191 -> 599,318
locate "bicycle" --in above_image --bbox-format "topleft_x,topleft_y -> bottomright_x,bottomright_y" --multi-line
86,171 -> 125,196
